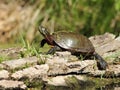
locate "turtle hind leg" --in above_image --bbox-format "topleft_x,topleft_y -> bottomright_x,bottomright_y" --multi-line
47,46 -> 61,54
94,52 -> 108,70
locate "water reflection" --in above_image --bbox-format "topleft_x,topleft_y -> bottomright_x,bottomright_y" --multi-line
44,82 -> 120,90
96,82 -> 120,90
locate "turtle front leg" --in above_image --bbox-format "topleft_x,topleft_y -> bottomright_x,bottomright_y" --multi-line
47,46 -> 61,54
40,39 -> 47,47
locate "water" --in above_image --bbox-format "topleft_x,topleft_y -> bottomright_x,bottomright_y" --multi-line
45,82 -> 120,90
29,77 -> 120,90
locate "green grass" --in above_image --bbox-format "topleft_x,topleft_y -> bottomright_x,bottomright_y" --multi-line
0,55 -> 11,63
35,0 -> 117,37
1,0 -> 120,44
1,0 -> 119,45
19,35 -> 50,65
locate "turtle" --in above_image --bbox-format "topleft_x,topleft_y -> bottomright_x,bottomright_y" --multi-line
38,26 -> 108,70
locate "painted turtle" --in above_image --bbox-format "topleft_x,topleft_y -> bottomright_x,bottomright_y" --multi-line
38,26 -> 108,70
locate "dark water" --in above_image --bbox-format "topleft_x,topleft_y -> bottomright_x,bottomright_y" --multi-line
96,82 -> 120,90
43,82 -> 120,90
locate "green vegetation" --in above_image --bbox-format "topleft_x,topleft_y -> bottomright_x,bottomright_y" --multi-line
19,40 -> 39,58
1,0 -> 120,44
19,35 -> 47,64
34,0 -> 120,37
0,55 -> 11,63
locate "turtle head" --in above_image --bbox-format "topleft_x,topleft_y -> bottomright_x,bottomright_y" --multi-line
38,26 -> 50,37
38,26 -> 54,45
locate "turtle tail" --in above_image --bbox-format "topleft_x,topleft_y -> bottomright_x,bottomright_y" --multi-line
94,52 -> 108,70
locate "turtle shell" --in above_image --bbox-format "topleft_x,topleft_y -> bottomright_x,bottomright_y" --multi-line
52,31 -> 95,54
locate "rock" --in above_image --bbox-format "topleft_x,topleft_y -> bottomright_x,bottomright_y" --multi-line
103,49 -> 120,63
0,70 -> 9,79
115,36 -> 120,41
1,56 -> 38,70
74,75 -> 86,81
82,64 -> 120,77
89,70 -> 106,77
0,64 -> 4,69
55,51 -> 78,62
66,60 -> 95,67
48,60 -> 96,76
46,56 -> 68,65
115,87 -> 120,90
68,55 -> 78,62
0,47 -> 25,59
46,76 -> 68,86
0,80 -> 27,90
46,75 -> 88,87
89,33 -> 115,47
45,75 -> 85,86
11,64 -> 49,80
66,60 -> 96,73
46,53 -> 78,66
95,40 -> 120,55
48,63 -> 68,76
107,65 -> 120,77
89,33 -> 120,56
55,51 -> 71,57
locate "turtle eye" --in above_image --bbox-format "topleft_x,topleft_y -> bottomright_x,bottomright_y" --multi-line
38,26 -> 50,36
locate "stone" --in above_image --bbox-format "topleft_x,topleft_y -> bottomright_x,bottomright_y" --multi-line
1,56 -> 38,70
11,64 -> 49,80
89,33 -> 115,47
0,80 -> 27,90
46,76 -> 68,86
46,56 -> 68,65
95,40 -> 120,55
115,87 -> 120,90
82,64 -> 120,77
0,47 -> 25,59
66,60 -> 96,73
0,70 -> 9,79
46,52 -> 78,65
48,60 -> 96,76
55,51 -> 71,57
46,75 -> 86,86
55,51 -> 78,62
115,36 -> 120,41
108,65 -> 120,77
